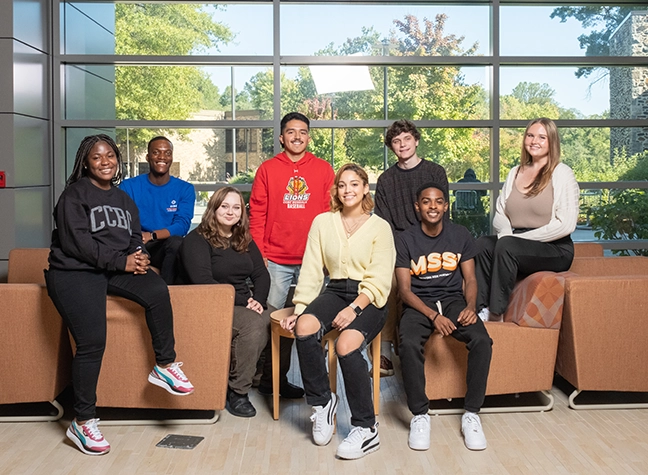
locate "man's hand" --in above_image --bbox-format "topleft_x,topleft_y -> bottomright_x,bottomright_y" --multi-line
433,314 -> 456,337
142,232 -> 153,244
457,307 -> 478,326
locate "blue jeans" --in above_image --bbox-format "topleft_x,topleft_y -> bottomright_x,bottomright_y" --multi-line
266,260 -> 301,309
259,261 -> 301,388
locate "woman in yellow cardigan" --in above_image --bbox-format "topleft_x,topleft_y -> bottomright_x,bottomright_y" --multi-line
281,163 -> 395,460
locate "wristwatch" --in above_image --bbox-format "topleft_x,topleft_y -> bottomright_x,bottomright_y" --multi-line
151,231 -> 158,241
349,303 -> 363,317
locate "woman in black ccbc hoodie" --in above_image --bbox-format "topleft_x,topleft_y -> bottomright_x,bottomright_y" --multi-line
45,134 -> 194,456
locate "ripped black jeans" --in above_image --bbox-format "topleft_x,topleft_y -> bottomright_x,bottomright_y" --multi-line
295,279 -> 386,428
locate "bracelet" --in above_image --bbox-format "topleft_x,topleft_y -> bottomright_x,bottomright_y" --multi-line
431,313 -> 440,323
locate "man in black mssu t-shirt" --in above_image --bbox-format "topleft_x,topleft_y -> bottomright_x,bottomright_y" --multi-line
395,182 -> 492,453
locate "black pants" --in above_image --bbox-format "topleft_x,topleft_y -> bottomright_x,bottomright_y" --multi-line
146,235 -> 183,285
259,334 -> 294,390
399,297 -> 492,415
45,268 -> 176,421
295,279 -> 386,428
475,234 -> 574,314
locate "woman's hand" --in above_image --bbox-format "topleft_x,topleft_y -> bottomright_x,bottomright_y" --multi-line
125,249 -> 150,275
433,314 -> 457,337
246,298 -> 264,314
281,314 -> 298,333
332,306 -> 357,331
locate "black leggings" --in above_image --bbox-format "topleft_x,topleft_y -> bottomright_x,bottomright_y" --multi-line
45,268 -> 176,421
474,234 -> 574,314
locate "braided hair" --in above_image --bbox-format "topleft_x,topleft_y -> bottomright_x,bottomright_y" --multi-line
66,134 -> 123,188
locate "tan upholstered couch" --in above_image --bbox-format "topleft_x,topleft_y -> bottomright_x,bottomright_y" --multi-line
557,255 -> 648,409
1,248 -> 235,424
423,243 -> 604,414
0,252 -> 72,421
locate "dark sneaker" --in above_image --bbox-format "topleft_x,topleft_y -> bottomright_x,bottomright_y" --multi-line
379,355 -> 395,376
227,390 -> 257,418
336,424 -> 380,460
66,419 -> 110,456
258,382 -> 305,399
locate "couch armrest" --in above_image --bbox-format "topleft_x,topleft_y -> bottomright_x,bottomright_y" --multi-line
0,284 -> 72,404
556,275 -> 648,392
569,256 -> 648,277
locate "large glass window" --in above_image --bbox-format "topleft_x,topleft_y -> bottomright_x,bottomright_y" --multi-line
56,1 -> 648,252
280,4 -> 490,56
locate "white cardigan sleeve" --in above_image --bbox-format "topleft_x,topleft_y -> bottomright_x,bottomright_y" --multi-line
493,167 -> 516,238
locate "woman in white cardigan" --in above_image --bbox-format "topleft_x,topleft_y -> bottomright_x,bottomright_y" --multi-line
474,118 -> 580,320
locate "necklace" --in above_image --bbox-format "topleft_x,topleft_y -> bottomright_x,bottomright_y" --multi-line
341,214 -> 368,238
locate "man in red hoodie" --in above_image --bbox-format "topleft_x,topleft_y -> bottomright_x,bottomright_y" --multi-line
250,112 -> 335,398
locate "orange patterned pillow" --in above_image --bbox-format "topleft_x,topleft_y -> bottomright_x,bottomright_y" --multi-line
503,271 -> 574,329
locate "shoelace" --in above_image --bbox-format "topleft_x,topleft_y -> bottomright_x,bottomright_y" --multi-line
310,406 -> 325,430
463,414 -> 481,432
411,415 -> 428,433
82,418 -> 104,441
168,362 -> 188,382
343,426 -> 368,444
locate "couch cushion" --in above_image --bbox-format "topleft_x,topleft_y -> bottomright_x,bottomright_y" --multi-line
503,271 -> 572,329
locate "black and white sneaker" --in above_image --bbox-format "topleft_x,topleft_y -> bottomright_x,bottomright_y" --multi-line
310,393 -> 338,446
336,423 -> 380,460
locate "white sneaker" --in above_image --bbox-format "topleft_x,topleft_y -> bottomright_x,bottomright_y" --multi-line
408,414 -> 430,450
478,308 -> 490,322
461,412 -> 487,450
336,424 -> 380,460
310,393 -> 338,446
148,362 -> 194,395
66,418 -> 110,456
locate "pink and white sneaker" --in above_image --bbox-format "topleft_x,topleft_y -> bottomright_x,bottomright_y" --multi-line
148,362 -> 194,395
66,418 -> 110,455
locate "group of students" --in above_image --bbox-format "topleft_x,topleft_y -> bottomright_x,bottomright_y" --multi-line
46,112 -> 579,459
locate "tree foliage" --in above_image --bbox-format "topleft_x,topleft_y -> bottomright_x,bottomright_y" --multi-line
114,4 -> 232,152
550,6 -> 637,78
244,15 -> 490,176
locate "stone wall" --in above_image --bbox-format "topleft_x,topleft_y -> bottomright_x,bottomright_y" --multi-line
609,11 -> 648,158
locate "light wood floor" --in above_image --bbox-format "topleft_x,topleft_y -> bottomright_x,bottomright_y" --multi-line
2,355 -> 648,475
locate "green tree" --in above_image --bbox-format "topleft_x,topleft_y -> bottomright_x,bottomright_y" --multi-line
242,15 -> 490,175
550,6 -> 638,78
114,4 -> 232,152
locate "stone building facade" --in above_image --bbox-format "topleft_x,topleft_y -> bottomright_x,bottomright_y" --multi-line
609,11 -> 648,158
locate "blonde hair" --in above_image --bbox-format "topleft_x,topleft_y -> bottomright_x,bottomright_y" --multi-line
330,163 -> 374,213
519,117 -> 561,196
197,187 -> 251,252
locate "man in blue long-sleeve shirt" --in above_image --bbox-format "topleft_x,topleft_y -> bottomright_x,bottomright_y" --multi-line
121,136 -> 195,284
